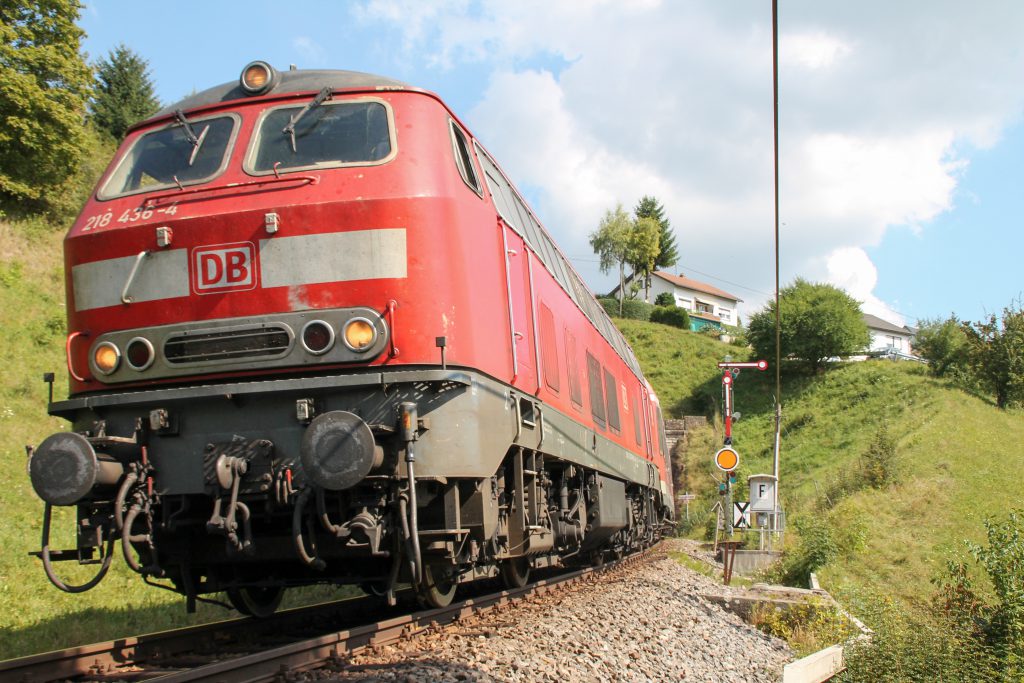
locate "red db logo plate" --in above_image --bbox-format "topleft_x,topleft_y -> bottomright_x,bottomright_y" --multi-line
191,242 -> 258,294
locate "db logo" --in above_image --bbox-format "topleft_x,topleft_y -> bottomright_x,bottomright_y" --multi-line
191,242 -> 258,294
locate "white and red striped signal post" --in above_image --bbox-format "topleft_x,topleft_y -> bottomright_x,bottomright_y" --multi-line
715,359 -> 768,536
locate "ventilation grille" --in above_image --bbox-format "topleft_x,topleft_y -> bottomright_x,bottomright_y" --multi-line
164,325 -> 291,364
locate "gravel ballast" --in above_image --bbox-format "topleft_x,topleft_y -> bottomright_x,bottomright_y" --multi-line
304,539 -> 792,682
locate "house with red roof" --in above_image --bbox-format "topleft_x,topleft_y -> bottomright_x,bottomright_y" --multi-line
612,270 -> 743,331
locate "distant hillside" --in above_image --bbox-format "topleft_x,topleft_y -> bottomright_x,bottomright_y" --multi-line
618,316 -> 1023,610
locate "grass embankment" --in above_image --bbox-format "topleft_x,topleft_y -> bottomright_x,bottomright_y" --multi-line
619,316 -> 1023,615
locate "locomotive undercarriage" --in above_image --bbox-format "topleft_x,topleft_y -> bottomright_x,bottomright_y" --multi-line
31,368 -> 670,614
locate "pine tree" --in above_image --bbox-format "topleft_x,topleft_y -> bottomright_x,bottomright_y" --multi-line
91,44 -> 160,140
0,0 -> 92,213
634,195 -> 679,271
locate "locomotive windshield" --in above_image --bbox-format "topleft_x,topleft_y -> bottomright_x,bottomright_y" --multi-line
99,114 -> 238,199
248,99 -> 393,173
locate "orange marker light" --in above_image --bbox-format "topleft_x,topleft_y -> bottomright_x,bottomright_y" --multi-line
93,342 -> 120,375
343,319 -> 376,351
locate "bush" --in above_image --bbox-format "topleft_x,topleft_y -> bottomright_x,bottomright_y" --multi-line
843,510 -> 1024,681
915,316 -> 970,379
597,296 -> 654,321
654,292 -> 676,307
860,424 -> 899,489
650,305 -> 690,329
772,515 -> 839,586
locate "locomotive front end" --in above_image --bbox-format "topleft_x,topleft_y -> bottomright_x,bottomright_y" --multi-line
27,62 -> 473,613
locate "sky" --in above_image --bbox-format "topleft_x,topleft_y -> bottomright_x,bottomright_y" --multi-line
78,1 -> 1024,327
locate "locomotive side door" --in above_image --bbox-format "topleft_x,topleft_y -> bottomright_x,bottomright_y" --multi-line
500,221 -> 536,390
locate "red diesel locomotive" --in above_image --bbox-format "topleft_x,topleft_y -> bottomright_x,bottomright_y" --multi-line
29,61 -> 674,615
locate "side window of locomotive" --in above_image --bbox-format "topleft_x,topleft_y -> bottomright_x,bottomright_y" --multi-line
539,303 -> 560,392
565,329 -> 583,408
99,114 -> 238,199
248,100 -> 394,174
449,121 -> 482,195
586,352 -> 606,428
603,368 -> 620,432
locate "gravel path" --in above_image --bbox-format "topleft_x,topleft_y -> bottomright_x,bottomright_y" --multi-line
302,539 -> 791,682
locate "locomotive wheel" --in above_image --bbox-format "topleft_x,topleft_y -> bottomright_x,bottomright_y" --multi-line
499,556 -> 531,589
227,586 -> 285,618
359,580 -> 388,597
417,563 -> 457,609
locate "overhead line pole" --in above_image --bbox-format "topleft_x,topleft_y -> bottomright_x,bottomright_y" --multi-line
771,0 -> 783,528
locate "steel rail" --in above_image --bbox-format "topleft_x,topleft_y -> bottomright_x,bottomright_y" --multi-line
0,591 -> 400,683
153,549 -> 653,683
1,549 -> 656,683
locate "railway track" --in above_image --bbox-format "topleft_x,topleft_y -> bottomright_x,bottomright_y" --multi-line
1,549 -> 654,682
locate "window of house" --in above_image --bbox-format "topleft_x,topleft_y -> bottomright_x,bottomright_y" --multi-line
604,369 -> 620,432
586,352 -> 606,428
695,300 -> 713,314
678,297 -> 692,310
719,308 -> 732,323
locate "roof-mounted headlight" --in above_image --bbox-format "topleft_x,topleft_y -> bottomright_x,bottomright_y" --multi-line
240,60 -> 277,95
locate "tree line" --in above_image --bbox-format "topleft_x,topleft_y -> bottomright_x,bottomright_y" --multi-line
914,304 -> 1024,409
1,0 -> 159,221
589,195 -> 679,315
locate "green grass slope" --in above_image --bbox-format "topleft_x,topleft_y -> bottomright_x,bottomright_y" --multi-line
620,317 -> 1023,610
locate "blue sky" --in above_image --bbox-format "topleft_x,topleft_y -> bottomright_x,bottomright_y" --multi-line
78,1 -> 1024,327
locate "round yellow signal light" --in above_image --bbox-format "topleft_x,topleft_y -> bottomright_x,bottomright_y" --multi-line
343,318 -> 377,352
93,342 -> 121,375
714,446 -> 739,472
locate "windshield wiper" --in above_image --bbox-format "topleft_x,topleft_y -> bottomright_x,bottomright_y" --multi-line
282,87 -> 333,153
174,109 -> 209,166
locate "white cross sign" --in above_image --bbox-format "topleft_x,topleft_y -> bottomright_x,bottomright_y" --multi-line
733,501 -> 751,529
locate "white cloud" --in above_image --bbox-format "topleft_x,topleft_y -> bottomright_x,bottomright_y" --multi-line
355,1 -> 1024,320
292,37 -> 327,67
781,32 -> 852,70
824,247 -> 903,325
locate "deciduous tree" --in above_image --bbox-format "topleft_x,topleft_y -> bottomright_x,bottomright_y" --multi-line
964,303 -> 1024,409
91,44 -> 160,140
914,315 -> 971,379
590,204 -> 632,315
0,0 -> 92,214
626,215 -> 660,302
747,278 -> 870,373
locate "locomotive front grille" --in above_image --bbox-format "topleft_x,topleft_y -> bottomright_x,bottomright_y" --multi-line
164,324 -> 292,364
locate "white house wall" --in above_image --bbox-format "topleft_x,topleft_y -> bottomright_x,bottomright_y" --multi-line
868,328 -> 911,352
649,278 -> 738,325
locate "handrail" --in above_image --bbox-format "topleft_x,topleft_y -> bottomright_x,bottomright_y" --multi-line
385,300 -> 400,358
66,331 -> 90,383
142,174 -> 319,209
121,251 -> 149,304
526,250 -> 542,395
499,219 -> 519,381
